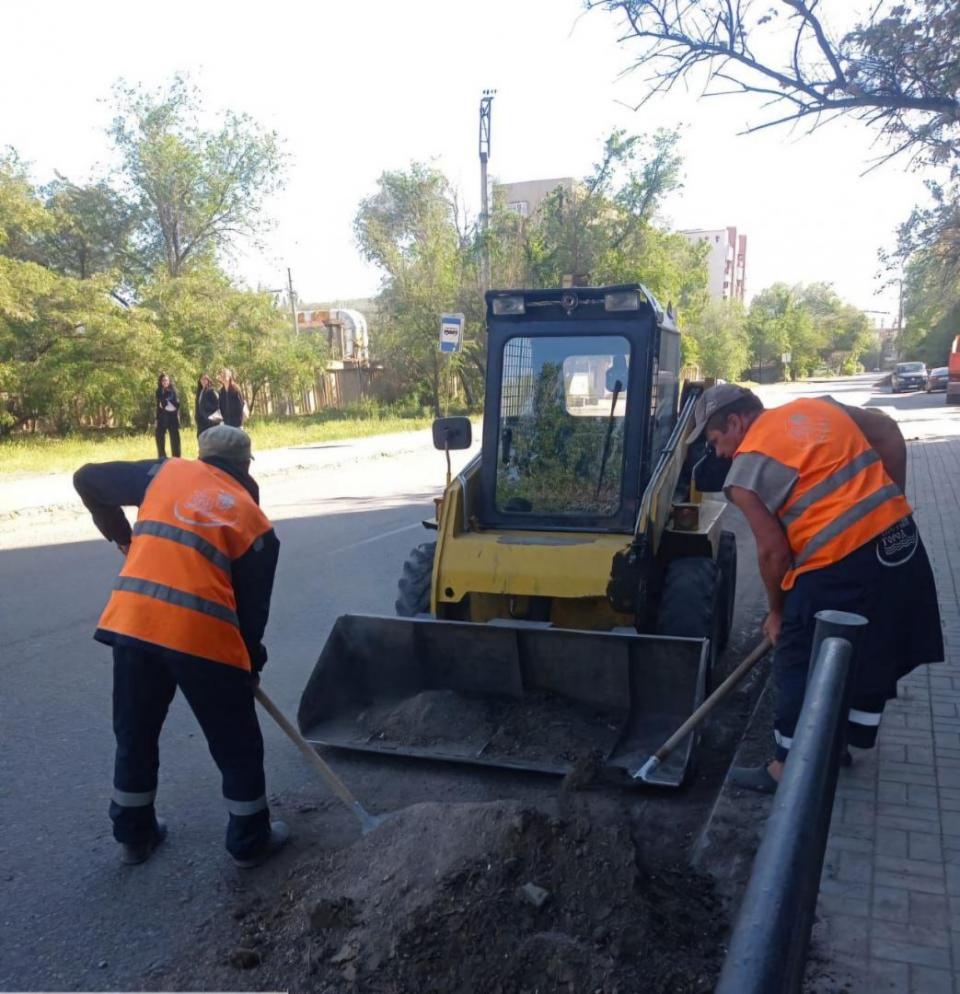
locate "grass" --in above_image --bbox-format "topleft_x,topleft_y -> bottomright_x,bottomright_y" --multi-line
0,408 -> 442,478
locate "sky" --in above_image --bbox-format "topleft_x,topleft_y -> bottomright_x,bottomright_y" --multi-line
1,0 -> 933,323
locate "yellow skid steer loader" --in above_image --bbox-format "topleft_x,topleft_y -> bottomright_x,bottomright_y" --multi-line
299,285 -> 736,786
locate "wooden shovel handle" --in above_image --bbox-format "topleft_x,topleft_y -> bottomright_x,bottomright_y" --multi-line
654,638 -> 773,764
254,685 -> 362,812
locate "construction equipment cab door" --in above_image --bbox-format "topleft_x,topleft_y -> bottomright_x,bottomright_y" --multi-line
481,292 -> 656,534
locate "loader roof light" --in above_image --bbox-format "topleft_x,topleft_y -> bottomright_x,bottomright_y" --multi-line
604,290 -> 641,312
491,295 -> 526,316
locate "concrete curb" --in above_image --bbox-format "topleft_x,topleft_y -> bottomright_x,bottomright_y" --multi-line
0,435 -> 449,524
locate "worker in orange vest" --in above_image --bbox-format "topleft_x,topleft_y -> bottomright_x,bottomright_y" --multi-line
74,425 -> 289,865
690,384 -> 943,792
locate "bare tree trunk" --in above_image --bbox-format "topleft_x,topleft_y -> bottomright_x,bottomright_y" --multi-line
431,351 -> 442,419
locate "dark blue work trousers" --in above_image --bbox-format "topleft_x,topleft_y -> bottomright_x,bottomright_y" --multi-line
111,643 -> 271,859
773,517 -> 943,762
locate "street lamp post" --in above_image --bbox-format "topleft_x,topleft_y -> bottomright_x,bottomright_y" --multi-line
479,89 -> 495,291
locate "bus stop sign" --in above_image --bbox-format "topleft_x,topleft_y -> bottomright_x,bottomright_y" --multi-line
440,313 -> 464,354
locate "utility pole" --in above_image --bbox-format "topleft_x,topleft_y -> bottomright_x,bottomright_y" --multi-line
287,267 -> 299,337
479,89 -> 496,291
863,309 -> 890,370
896,277 -> 904,361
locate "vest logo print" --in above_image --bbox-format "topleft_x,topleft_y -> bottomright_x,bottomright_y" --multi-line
877,516 -> 918,567
786,412 -> 831,445
174,488 -> 240,528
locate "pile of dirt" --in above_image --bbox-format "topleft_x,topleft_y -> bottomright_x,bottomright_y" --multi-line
193,800 -> 728,994
358,689 -> 623,767
361,690 -> 496,748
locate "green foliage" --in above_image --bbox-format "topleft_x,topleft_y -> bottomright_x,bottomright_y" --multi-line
900,245 -> 960,365
686,299 -> 748,381
497,361 -> 624,516
895,181 -> 960,364
509,129 -> 705,312
0,257 -> 161,432
109,75 -> 284,278
355,164 -> 468,416
0,80 -> 318,438
0,150 -> 50,256
745,282 -> 874,380
140,265 -> 327,413
37,177 -> 138,281
357,131 -> 709,414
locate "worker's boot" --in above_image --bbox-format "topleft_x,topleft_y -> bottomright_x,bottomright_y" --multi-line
121,819 -> 168,865
233,820 -> 290,869
730,765 -> 779,794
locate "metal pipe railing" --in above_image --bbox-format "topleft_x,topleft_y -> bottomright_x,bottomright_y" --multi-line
715,610 -> 867,994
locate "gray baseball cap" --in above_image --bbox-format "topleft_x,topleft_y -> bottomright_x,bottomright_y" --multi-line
198,424 -> 254,462
688,384 -> 758,441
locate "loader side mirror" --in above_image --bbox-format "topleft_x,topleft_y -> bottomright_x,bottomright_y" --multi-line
432,416 -> 472,451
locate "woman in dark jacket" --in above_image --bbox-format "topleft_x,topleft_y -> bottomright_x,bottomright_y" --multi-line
218,368 -> 247,428
155,373 -> 181,458
195,373 -> 221,436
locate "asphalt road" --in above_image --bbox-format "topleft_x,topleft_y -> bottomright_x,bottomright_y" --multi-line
1,375 -> 954,990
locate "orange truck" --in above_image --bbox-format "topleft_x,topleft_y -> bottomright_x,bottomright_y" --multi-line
949,336 -> 960,405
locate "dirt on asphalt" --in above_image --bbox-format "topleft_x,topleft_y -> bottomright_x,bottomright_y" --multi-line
153,643 -> 772,994
161,799 -> 727,994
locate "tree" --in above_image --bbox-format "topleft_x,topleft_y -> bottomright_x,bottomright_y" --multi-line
518,129 -> 700,303
140,265 -> 326,416
0,258 -> 161,433
36,177 -> 138,282
687,299 -> 749,380
109,75 -> 284,278
355,164 -> 466,417
355,134 -> 710,415
898,246 -> 960,364
0,150 -> 49,257
747,285 -> 793,380
588,1 -> 960,168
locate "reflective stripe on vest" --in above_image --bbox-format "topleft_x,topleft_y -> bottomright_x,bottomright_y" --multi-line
97,459 -> 272,670
779,449 -> 881,527
132,520 -> 232,572
792,483 -> 902,568
113,576 -> 240,627
732,398 -> 911,590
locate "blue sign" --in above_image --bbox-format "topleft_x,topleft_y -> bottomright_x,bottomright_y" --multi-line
439,313 -> 464,353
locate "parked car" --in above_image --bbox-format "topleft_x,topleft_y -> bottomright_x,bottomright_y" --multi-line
891,361 -> 928,392
926,366 -> 949,392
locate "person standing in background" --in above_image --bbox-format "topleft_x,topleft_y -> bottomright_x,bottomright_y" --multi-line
155,373 -> 181,458
218,368 -> 247,428
195,373 -> 221,436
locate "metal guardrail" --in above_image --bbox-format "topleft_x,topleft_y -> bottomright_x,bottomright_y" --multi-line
716,610 -> 868,994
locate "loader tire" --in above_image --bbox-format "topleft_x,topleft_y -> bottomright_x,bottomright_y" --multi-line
656,556 -> 723,692
656,556 -> 723,783
717,531 -> 738,652
395,541 -> 437,617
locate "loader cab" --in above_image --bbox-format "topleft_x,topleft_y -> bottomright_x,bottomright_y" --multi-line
481,285 -> 680,533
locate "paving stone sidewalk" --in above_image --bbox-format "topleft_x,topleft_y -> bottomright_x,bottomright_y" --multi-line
808,435 -> 960,994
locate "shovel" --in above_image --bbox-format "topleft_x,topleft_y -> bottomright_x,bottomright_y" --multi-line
632,637 -> 773,783
254,685 -> 386,834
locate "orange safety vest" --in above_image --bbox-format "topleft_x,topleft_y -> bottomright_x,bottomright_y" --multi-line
732,397 -> 911,590
97,459 -> 273,671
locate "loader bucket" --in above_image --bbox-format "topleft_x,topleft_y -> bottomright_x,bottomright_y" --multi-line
297,615 -> 710,788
